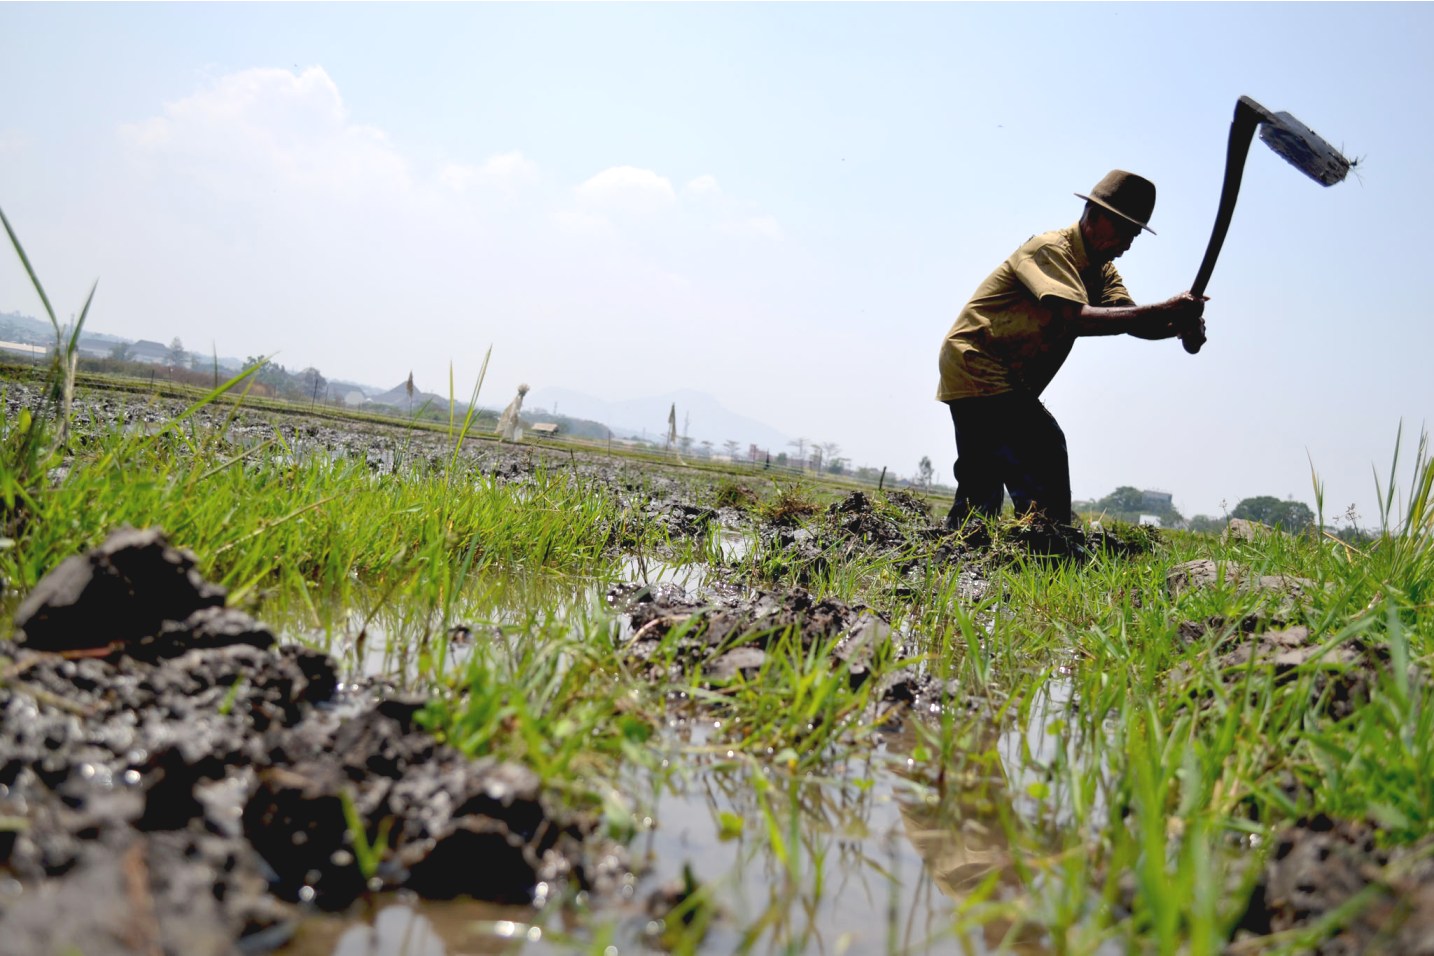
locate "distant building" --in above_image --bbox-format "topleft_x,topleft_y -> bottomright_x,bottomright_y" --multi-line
1138,514 -> 1163,528
1141,489 -> 1174,512
529,422 -> 559,437
128,340 -> 170,364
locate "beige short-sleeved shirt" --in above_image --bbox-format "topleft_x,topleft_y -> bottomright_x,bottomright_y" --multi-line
936,223 -> 1133,401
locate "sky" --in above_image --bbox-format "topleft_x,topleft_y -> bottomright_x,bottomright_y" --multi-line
2,3 -> 1431,525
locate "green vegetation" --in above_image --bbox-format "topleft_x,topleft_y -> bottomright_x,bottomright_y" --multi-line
1232,494 -> 1317,533
1088,484 -> 1185,525
4,212 -> 1433,952
756,480 -> 821,524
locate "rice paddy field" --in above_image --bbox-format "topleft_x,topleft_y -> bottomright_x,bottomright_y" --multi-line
2,351 -> 1432,956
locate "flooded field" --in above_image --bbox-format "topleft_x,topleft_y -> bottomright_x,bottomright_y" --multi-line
3,378 -> 1433,954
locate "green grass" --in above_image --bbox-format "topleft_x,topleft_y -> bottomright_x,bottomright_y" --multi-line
0,401 -> 636,604
8,392 -> 1428,952
4,210 -> 1434,953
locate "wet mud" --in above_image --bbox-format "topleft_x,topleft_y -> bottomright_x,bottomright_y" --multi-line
8,384 -> 1402,953
610,575 -> 984,718
0,528 -> 623,955
1165,560 -> 1434,951
1168,558 -> 1396,719
1231,815 -> 1434,955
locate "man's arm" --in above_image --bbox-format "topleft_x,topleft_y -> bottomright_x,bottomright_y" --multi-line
1049,292 -> 1207,340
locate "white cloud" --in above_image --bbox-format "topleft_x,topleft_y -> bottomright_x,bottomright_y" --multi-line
69,67 -> 799,448
0,129 -> 31,155
119,66 -> 410,198
575,165 -> 676,214
440,151 -> 539,194
685,174 -> 721,196
728,215 -> 783,241
680,173 -> 782,241
551,207 -> 615,238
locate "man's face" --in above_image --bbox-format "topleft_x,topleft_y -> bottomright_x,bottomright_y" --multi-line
1085,208 -> 1142,262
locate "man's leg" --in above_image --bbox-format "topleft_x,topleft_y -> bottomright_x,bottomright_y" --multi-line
945,397 -> 1007,528
998,395 -> 1072,525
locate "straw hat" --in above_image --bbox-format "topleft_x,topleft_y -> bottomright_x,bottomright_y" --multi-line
1075,170 -> 1157,235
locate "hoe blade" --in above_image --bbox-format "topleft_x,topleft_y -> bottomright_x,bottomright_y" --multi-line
1242,96 -> 1352,187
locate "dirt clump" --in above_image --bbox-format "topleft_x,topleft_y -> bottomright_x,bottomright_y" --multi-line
614,580 -> 889,667
1169,560 -> 1390,718
13,525 -> 227,652
1167,558 -> 1320,606
749,490 -> 948,586
754,492 -> 1160,590
609,578 -> 968,714
1,527 -> 623,954
1231,815 -> 1434,955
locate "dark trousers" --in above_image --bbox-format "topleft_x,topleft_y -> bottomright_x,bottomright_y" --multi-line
945,392 -> 1072,528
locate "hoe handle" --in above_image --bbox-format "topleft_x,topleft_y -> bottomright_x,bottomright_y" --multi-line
1185,98 -> 1267,354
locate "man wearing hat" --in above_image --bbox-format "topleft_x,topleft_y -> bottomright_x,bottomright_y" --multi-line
936,169 -> 1206,530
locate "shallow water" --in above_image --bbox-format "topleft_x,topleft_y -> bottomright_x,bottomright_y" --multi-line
279,734 -> 1027,955
279,535 -> 748,687
260,526 -> 1086,955
271,669 -> 1080,956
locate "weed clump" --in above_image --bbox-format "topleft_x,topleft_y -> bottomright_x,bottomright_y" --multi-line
712,478 -> 758,510
759,481 -> 820,525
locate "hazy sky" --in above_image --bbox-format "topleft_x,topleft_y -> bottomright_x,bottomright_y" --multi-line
2,3 -> 1431,523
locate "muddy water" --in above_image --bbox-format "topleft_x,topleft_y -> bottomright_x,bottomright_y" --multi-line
267,550 -> 1079,955
9,389 -> 1104,953
290,539 -> 746,687
243,528 -> 1089,956
278,727 -> 1061,956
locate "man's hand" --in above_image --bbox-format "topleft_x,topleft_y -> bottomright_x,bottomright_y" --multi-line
1159,291 -> 1208,323
1059,292 -> 1209,340
1123,292 -> 1208,341
1162,291 -> 1208,351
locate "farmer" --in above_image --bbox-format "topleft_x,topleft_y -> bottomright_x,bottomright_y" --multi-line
936,169 -> 1207,530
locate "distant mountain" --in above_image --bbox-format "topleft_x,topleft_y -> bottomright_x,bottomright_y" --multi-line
0,311 -> 60,343
525,387 -> 791,454
3,308 -> 786,453
327,378 -> 377,397
367,380 -> 455,411
2,311 -> 142,347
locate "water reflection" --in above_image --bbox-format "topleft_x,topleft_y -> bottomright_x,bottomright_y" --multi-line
897,786 -> 1039,954
612,718 -> 1059,956
272,548 -> 744,687
268,566 -> 1083,954
286,896 -> 540,955
274,714 -> 1065,956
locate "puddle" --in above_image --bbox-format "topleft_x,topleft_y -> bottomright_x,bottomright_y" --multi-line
253,545 -> 1086,954
283,896 -> 544,955
270,714 -> 1074,956
5,399 -> 1125,954
274,542 -> 753,686
626,735 -> 1017,954
0,516 -> 1116,956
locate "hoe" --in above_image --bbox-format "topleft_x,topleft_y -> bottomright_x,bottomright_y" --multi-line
1182,95 -> 1353,354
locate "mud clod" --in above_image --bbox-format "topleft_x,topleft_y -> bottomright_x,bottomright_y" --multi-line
1233,816 -> 1434,955
614,578 -> 973,712
1169,560 -> 1391,718
14,527 -> 226,652
1167,558 -> 1319,605
1,528 -> 622,952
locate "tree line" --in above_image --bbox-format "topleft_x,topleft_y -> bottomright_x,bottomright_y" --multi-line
1082,485 -> 1319,533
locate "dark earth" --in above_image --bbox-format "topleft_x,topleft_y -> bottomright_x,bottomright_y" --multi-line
2,382 -> 1426,953
0,527 -> 625,955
